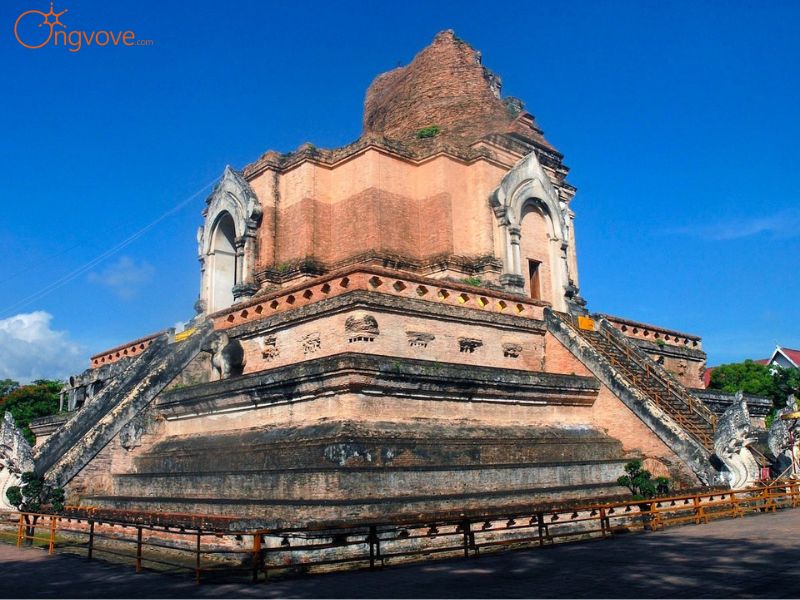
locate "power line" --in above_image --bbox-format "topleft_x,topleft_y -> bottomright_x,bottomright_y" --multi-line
0,219 -> 132,286
0,178 -> 217,319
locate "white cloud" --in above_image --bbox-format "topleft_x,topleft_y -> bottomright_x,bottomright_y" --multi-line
666,209 -> 800,241
0,312 -> 85,383
88,256 -> 155,299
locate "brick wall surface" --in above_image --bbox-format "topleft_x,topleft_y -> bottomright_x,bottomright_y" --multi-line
542,331 -> 592,377
253,149 -> 506,276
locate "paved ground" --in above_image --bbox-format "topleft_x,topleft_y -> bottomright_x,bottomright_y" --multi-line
1,509 -> 797,598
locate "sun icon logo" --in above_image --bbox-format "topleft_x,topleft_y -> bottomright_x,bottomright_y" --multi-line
41,2 -> 68,28
14,2 -> 69,49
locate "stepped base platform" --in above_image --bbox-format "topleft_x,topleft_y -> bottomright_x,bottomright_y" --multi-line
86,481 -> 627,527
81,421 -> 629,527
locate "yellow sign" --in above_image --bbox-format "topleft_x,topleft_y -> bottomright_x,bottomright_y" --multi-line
781,411 -> 800,420
577,316 -> 595,331
174,327 -> 196,342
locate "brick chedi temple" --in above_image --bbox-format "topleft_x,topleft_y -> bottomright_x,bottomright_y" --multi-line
10,31 -> 770,525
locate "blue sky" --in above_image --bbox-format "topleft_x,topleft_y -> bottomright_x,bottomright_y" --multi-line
0,0 -> 798,381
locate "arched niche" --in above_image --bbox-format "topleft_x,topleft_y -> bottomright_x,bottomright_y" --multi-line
490,151 -> 577,312
208,212 -> 238,312
197,166 -> 262,314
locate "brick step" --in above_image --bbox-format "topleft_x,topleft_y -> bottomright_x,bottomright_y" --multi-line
85,480 -> 629,528
112,460 -> 630,501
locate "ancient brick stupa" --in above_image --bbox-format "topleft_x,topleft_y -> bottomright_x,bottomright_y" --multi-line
20,31 -> 769,524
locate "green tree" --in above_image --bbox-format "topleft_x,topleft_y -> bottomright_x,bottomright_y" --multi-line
709,360 -> 800,410
6,471 -> 65,545
0,379 -> 19,397
617,460 -> 670,500
709,360 -> 777,397
0,379 -> 62,445
772,367 -> 800,409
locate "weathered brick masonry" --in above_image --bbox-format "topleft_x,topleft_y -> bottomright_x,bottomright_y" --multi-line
28,30 -> 761,529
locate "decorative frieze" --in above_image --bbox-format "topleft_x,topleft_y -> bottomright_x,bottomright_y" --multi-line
302,333 -> 321,355
259,335 -> 279,362
459,338 -> 483,353
502,343 -> 523,358
345,313 -> 379,343
407,331 -> 435,349
212,268 -> 546,333
601,314 -> 702,349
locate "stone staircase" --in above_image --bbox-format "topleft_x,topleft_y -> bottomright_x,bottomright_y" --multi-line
35,339 -> 168,475
553,311 -> 717,452
35,321 -> 214,487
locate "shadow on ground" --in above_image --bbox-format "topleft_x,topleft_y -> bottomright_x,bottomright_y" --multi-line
1,511 -> 797,598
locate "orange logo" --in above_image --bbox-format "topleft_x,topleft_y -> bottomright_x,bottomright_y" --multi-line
14,2 -> 153,52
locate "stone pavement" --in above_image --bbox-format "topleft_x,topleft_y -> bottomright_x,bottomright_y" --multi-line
1,510 -> 797,598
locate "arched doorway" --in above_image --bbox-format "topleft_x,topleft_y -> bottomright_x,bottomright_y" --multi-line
518,203 -> 553,302
209,212 -> 237,312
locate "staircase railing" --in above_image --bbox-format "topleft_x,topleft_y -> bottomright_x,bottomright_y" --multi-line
552,310 -> 715,450
597,320 -> 717,429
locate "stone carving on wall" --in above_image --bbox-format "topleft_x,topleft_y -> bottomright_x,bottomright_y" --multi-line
259,335 -> 279,362
210,332 -> 246,380
0,412 -> 34,510
768,395 -> 799,477
713,391 -> 760,489
302,333 -> 321,355
119,411 -> 156,451
676,360 -> 688,376
459,338 -> 483,353
407,331 -> 435,349
345,313 -> 379,343
502,343 -> 523,358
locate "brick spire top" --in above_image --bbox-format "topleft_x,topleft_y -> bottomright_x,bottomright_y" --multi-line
362,30 -> 557,152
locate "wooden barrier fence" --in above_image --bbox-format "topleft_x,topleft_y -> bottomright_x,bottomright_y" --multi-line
3,481 -> 798,584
